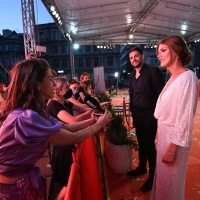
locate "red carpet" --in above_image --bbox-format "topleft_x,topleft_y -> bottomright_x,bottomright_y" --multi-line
100,94 -> 200,200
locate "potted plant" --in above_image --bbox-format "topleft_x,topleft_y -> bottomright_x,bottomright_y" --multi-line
99,93 -> 138,173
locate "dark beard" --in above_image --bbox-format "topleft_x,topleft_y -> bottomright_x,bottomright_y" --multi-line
132,60 -> 143,68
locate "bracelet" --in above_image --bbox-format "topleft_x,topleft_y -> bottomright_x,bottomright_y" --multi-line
90,126 -> 95,135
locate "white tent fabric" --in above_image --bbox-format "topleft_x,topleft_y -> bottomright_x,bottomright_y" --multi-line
42,0 -> 200,45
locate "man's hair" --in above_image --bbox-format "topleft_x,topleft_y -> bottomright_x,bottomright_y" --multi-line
1,58 -> 50,121
128,46 -> 143,55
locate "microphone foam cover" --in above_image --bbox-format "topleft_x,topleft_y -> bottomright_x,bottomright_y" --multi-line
84,95 -> 105,113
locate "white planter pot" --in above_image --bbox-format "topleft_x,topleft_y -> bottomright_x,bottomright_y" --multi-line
105,140 -> 132,173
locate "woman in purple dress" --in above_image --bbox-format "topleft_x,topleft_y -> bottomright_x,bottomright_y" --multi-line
0,58 -> 112,200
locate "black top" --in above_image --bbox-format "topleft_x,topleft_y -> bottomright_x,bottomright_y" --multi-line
132,66 -> 152,108
75,86 -> 87,104
46,100 -> 74,122
129,64 -> 165,111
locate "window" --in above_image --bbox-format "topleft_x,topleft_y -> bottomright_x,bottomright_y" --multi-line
53,45 -> 58,54
39,32 -> 45,41
94,57 -> 99,67
5,44 -> 8,51
62,59 -> 67,68
52,31 -> 57,40
85,45 -> 90,52
61,45 -> 66,54
108,57 -> 113,66
86,58 -> 90,67
54,59 -> 59,68
77,46 -> 82,53
93,46 -> 98,52
13,44 -> 18,51
60,33 -> 65,40
78,58 -> 83,67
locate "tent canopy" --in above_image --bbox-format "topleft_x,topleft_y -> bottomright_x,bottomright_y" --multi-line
42,0 -> 200,45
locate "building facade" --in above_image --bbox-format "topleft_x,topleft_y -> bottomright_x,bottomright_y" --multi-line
37,23 -> 120,85
0,29 -> 24,84
1,24 -> 199,85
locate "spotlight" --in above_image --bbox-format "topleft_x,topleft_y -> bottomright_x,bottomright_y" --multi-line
50,6 -> 55,12
73,43 -> 79,49
129,34 -> 133,39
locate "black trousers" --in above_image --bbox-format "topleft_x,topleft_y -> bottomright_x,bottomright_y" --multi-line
132,107 -> 157,181
48,145 -> 75,200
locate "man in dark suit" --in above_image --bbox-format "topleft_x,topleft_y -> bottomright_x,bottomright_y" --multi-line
127,46 -> 165,192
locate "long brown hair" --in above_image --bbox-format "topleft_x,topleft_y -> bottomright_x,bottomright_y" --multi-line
0,82 -> 7,100
157,35 -> 192,66
1,58 -> 50,121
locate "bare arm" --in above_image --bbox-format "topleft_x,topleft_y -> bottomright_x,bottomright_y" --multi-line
61,118 -> 96,132
71,103 -> 92,113
57,109 -> 93,124
68,96 -> 89,109
46,110 -> 112,145
79,91 -> 86,102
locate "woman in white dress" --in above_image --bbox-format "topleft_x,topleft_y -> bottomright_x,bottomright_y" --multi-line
150,35 -> 198,200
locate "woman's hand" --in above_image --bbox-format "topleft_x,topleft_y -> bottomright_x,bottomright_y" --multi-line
100,102 -> 110,109
162,150 -> 176,165
96,110 -> 112,127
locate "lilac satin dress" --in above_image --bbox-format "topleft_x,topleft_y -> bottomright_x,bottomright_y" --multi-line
0,108 -> 63,199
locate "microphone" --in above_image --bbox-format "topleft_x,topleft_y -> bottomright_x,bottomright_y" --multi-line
84,95 -> 105,114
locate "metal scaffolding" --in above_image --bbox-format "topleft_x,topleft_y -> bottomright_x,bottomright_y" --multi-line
70,44 -> 75,78
21,0 -> 37,57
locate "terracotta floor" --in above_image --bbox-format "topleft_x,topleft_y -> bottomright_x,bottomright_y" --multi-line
36,88 -> 200,200
102,89 -> 200,200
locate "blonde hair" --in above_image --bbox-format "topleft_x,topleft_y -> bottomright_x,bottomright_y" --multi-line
52,77 -> 68,102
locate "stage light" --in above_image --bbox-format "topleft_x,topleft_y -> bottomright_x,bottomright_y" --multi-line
50,6 -> 55,12
129,34 -> 133,39
73,43 -> 79,49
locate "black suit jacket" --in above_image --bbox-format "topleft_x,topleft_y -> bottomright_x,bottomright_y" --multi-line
129,64 -> 165,111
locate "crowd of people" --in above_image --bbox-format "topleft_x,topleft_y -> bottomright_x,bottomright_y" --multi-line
0,56 -> 112,199
0,34 -> 198,200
